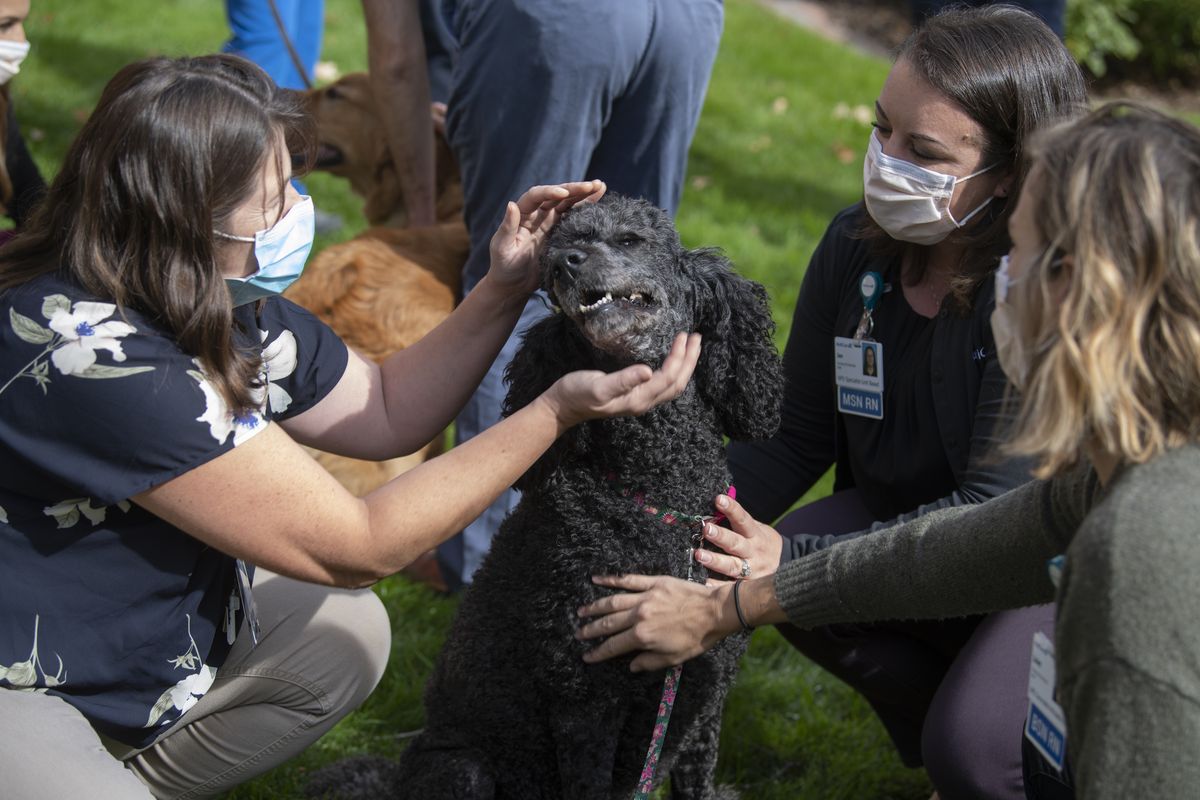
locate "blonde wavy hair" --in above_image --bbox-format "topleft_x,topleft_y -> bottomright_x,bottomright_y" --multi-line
1006,102 -> 1200,478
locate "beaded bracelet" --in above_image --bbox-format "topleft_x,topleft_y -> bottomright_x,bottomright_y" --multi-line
732,578 -> 755,633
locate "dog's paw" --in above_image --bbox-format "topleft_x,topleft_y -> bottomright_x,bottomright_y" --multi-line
711,785 -> 743,800
304,754 -> 404,800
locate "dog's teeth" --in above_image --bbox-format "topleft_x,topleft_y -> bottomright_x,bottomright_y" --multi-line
629,293 -> 643,302
579,292 -> 614,313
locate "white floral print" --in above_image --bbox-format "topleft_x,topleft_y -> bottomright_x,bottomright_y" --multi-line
189,359 -> 267,447
261,328 -> 297,414
0,615 -> 66,690
42,498 -> 131,529
146,615 -> 216,727
188,327 -> 296,444
46,300 -> 137,375
3,294 -> 152,395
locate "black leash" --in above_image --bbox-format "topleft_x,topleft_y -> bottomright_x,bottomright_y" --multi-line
266,0 -> 314,90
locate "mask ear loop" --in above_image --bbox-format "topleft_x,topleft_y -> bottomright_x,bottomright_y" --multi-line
952,195 -> 993,228
214,230 -> 256,243
1021,241 -> 1070,375
948,162 -> 1001,228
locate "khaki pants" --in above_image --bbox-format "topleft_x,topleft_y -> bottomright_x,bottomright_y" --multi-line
0,570 -> 391,799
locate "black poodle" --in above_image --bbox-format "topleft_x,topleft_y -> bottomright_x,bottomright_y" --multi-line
308,194 -> 783,800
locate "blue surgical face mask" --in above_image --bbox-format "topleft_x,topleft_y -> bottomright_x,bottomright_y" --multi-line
217,195 -> 315,306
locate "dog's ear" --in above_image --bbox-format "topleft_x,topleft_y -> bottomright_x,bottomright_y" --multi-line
684,247 -> 783,441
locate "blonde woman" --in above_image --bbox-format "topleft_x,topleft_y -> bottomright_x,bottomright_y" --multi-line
579,102 -> 1200,798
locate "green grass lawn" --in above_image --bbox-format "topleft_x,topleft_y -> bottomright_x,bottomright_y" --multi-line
18,1 -> 931,797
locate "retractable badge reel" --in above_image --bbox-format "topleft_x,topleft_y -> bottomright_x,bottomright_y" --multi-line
854,271 -> 882,341
835,272 -> 886,420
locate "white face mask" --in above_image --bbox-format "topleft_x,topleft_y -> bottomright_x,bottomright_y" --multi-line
863,132 -> 997,246
991,255 -> 1029,388
0,40 -> 30,85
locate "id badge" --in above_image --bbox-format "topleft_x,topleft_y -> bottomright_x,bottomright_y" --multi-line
834,336 -> 884,419
1025,631 -> 1067,771
233,558 -> 262,647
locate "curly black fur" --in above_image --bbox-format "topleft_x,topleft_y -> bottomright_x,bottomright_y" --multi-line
308,195 -> 783,800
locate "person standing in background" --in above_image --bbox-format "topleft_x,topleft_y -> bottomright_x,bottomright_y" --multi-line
222,0 -> 322,92
362,0 -> 726,591
222,0 -> 344,233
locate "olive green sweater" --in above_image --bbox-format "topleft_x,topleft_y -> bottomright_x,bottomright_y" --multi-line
775,446 -> 1200,798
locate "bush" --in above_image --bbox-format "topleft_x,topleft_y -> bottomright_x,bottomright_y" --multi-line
1065,0 -> 1140,78
1128,0 -> 1200,84
1066,0 -> 1200,85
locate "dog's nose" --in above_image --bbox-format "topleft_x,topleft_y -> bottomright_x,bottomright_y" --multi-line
554,249 -> 588,283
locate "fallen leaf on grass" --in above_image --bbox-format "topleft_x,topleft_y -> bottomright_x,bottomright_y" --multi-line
749,135 -> 772,153
831,142 -> 856,164
315,61 -> 340,82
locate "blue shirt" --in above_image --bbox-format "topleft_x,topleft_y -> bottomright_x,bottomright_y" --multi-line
0,272 -> 348,747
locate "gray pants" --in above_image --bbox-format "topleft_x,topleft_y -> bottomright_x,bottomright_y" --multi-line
0,571 -> 391,799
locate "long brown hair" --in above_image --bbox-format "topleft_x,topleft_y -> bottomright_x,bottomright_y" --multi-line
1006,103 -> 1200,477
860,5 -> 1087,314
0,54 -> 315,412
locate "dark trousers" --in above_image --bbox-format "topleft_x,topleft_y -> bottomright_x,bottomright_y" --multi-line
776,490 -> 1056,800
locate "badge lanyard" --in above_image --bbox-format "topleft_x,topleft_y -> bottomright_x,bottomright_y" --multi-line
223,322 -> 269,649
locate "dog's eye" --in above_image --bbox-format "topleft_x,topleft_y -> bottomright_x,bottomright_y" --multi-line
616,235 -> 642,247
326,85 -> 343,100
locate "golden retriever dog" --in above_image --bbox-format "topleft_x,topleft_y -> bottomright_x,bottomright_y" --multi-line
284,73 -> 469,500
304,71 -> 463,227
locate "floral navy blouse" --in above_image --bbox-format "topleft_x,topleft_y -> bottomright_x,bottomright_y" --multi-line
0,272 -> 348,747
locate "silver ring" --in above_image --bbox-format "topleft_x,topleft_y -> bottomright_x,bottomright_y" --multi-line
739,558 -> 751,579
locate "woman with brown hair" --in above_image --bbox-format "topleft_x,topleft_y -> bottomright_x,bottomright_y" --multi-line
679,6 -> 1087,797
581,101 -> 1200,799
0,54 -> 700,797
